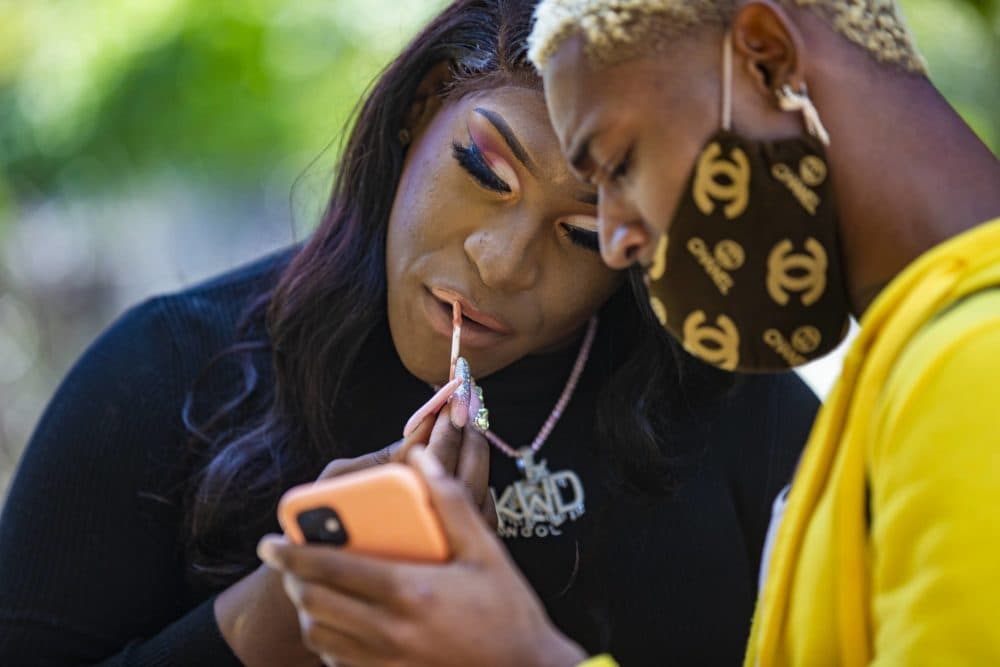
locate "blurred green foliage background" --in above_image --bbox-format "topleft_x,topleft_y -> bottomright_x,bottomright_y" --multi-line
0,0 -> 997,495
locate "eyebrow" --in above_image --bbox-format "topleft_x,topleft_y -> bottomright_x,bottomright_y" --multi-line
569,134 -> 593,174
568,134 -> 599,205
475,107 -> 597,207
473,107 -> 537,174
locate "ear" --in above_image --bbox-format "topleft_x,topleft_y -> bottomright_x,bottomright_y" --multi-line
731,1 -> 807,98
403,60 -> 454,140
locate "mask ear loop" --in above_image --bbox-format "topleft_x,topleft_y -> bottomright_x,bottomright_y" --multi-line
777,83 -> 831,146
721,30 -> 733,131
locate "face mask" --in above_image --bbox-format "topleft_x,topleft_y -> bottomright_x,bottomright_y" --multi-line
644,33 -> 850,372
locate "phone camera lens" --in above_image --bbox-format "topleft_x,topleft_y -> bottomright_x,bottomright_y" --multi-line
298,507 -> 349,546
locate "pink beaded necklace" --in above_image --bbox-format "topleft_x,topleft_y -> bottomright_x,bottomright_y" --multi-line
484,316 -> 597,462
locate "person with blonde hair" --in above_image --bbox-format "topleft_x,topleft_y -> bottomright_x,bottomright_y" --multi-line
259,0 -> 999,665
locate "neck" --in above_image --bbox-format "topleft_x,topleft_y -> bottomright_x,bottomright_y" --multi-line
813,62 -> 1000,316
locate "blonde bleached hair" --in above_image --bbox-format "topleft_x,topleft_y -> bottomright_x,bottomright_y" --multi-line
528,0 -> 927,74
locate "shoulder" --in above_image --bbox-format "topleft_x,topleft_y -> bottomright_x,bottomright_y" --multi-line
179,245 -> 297,306
53,247 -> 297,421
874,288 -> 1000,462
719,371 -> 820,440
157,245 -> 297,339
22,247 -> 298,489
716,371 -> 818,496
706,370 -> 818,497
123,246 -> 296,365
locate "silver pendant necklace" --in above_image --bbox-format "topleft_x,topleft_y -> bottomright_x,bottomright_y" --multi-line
485,317 -> 597,539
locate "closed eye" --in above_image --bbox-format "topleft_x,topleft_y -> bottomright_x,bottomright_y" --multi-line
560,223 -> 600,252
452,139 -> 511,194
607,147 -> 632,184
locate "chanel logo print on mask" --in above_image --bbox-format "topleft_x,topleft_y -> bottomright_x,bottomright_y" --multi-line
643,33 -> 850,372
767,238 -> 828,306
692,142 -> 751,219
683,311 -> 740,371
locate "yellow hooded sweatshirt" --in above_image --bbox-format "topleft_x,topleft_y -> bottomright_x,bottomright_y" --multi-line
582,218 -> 1000,667
745,217 -> 1000,665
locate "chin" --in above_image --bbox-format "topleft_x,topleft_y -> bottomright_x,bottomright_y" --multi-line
402,355 -> 450,387
397,342 -> 514,386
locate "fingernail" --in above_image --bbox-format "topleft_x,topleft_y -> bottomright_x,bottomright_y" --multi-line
450,357 -> 471,428
406,444 -> 425,462
404,377 -> 463,437
257,537 -> 278,565
471,382 -> 489,432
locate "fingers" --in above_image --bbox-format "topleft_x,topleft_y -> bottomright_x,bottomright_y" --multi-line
457,380 -> 491,513
425,405 -> 462,474
480,486 -> 499,531
259,536 -> 397,603
297,619 -> 380,667
318,440 -> 403,481
399,414 -> 434,463
281,574 -> 380,636
456,421 -> 489,509
407,447 -> 495,559
400,376 -> 462,464
403,377 -> 462,437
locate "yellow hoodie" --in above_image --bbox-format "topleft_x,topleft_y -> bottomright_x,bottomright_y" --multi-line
745,217 -> 1000,665
582,219 -> 1000,667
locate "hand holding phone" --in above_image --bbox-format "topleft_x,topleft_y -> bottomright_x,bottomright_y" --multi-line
259,448 -> 586,667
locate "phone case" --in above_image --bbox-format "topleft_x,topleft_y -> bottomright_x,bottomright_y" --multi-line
277,463 -> 449,562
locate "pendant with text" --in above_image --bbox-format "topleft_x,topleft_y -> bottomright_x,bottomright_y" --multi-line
490,448 -> 585,539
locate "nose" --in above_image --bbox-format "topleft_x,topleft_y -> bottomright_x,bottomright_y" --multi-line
597,185 -> 651,270
464,212 -> 541,292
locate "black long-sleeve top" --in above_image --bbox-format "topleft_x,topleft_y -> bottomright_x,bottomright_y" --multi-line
0,250 -> 819,666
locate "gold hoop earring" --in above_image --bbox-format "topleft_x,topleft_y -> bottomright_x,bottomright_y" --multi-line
776,84 -> 830,146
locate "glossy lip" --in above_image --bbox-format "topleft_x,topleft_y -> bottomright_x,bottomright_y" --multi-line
428,286 -> 514,334
423,287 -> 513,350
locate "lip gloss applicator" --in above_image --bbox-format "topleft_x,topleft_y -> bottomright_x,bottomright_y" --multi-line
402,299 -> 487,437
449,301 -> 462,381
402,301 -> 465,437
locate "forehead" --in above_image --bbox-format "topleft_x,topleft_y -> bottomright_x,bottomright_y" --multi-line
540,36 -> 602,152
542,37 -> 660,159
542,34 -> 713,153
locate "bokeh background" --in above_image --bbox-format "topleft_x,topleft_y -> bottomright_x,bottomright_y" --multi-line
1,0 -> 997,498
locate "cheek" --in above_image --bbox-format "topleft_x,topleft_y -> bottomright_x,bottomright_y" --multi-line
634,152 -> 693,235
542,259 -> 623,333
386,157 -> 454,278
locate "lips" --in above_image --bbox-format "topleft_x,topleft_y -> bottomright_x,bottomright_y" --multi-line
423,286 -> 513,349
428,287 -> 514,334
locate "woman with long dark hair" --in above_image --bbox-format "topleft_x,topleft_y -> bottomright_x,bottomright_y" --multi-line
0,1 -> 818,665
255,0 -> 1000,666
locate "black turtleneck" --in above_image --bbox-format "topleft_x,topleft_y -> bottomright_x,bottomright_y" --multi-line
0,249 -> 819,666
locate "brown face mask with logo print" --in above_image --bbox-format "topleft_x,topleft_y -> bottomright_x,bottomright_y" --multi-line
644,36 -> 851,373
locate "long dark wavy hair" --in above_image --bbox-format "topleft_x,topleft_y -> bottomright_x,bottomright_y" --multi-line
181,0 -> 731,588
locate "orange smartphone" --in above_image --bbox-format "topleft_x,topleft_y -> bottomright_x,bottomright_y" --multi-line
277,463 -> 449,562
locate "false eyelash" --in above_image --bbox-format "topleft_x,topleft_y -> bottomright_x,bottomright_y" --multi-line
561,224 -> 601,252
452,140 -> 511,193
